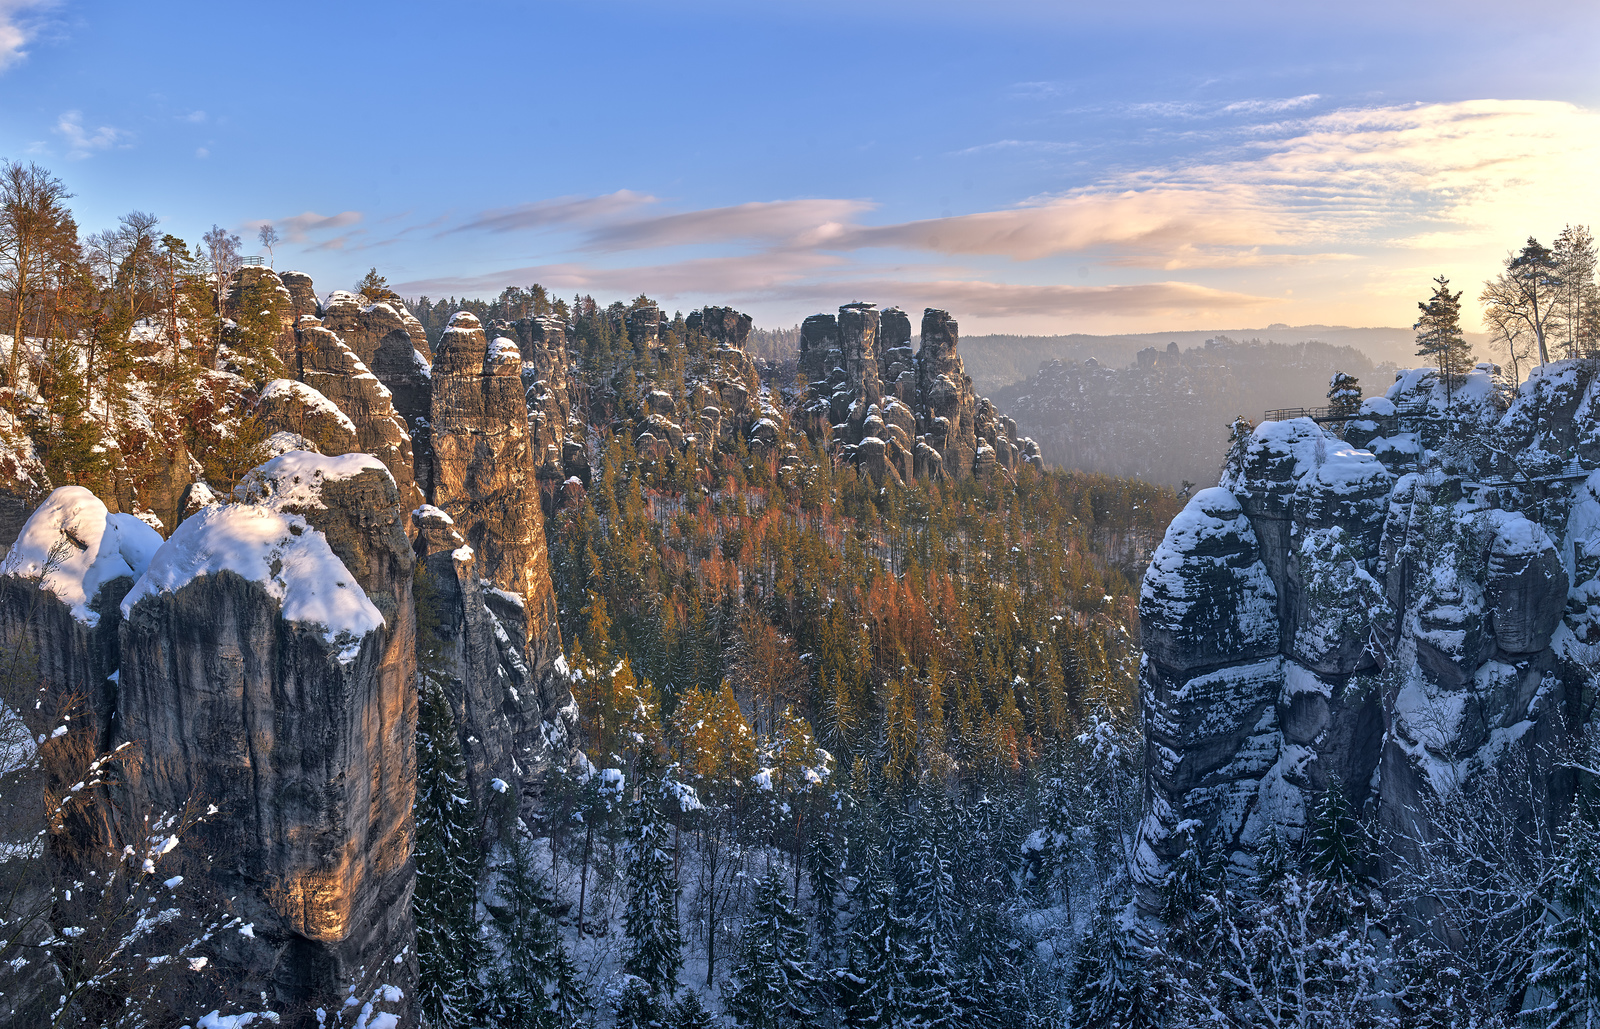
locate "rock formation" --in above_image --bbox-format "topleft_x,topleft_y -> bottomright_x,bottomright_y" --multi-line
411,505 -> 576,814
1137,361 -> 1592,905
289,319 -> 423,511
488,314 -> 585,505
798,304 -> 1039,483
115,452 -> 417,1022
429,311 -> 564,687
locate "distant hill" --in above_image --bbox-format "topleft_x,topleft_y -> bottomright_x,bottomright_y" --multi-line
992,336 -> 1390,488
960,323 -> 1488,394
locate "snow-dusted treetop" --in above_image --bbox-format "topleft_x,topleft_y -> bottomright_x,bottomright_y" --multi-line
0,486 -> 165,628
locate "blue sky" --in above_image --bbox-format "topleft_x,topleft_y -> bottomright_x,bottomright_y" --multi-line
2,0 -> 1597,333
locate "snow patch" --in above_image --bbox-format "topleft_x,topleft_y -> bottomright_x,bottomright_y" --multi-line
0,486 -> 164,627
122,504 -> 383,663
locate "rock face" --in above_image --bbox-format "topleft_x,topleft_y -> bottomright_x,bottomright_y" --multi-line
488,315 -> 584,505
317,291 -> 436,497
411,505 -> 576,815
1136,362 -> 1600,905
798,304 -> 1039,483
429,312 -> 564,683
292,319 -> 424,510
109,453 -> 417,1021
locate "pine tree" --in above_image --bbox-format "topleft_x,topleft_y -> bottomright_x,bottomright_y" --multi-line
724,871 -> 821,1029
1326,370 -> 1363,423
1415,275 -> 1471,399
413,677 -> 483,1029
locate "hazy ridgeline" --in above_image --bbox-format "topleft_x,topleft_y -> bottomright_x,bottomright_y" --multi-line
989,335 -> 1392,488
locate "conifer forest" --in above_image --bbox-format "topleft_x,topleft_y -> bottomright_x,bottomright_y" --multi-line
0,8 -> 1598,1025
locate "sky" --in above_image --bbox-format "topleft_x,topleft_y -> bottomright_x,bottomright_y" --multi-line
1,0 -> 1597,335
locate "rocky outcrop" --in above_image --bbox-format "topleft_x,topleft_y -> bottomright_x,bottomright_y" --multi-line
411,505 -> 575,814
292,319 -> 423,510
1136,361 -> 1600,905
798,304 -> 1039,484
429,312 -> 562,672
687,305 -> 752,349
488,315 -> 584,504
256,378 -> 362,456
58,457 -> 416,1024
111,452 -> 416,1022
278,271 -> 321,320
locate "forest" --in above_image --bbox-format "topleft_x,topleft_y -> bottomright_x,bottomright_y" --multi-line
5,151 -> 1600,1029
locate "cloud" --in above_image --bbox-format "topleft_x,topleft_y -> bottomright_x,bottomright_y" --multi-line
950,139 -> 1081,157
0,0 -> 53,72
54,110 -> 130,159
585,199 -> 878,251
819,99 -> 1600,266
793,279 -> 1275,319
453,189 -> 659,234
181,110 -> 207,123
256,210 -> 364,243
1010,81 -> 1064,100
828,187 -> 1283,261
399,249 -> 845,300
1221,94 -> 1321,115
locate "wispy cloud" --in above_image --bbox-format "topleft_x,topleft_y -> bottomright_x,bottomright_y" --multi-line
585,199 -> 876,251
1010,80 -> 1064,100
0,0 -> 53,73
266,210 -> 363,243
1222,94 -> 1321,115
453,190 -> 659,234
949,139 -> 1081,157
54,110 -> 130,159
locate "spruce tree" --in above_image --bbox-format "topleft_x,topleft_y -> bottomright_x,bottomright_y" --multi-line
724,871 -> 821,1029
1529,812 -> 1600,1029
805,824 -> 842,960
845,877 -> 915,1029
1305,779 -> 1364,892
413,677 -> 483,1029
1067,893 -> 1162,1029
476,837 -> 588,1029
670,992 -> 716,1029
621,781 -> 684,1025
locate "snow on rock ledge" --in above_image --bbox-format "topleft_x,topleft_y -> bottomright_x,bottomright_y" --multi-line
1141,486 -> 1279,674
123,460 -> 386,661
0,486 -> 164,627
234,450 -> 392,512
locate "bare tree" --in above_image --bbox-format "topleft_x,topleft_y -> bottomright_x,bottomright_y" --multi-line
201,224 -> 241,313
256,224 -> 279,267
0,161 -> 75,395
